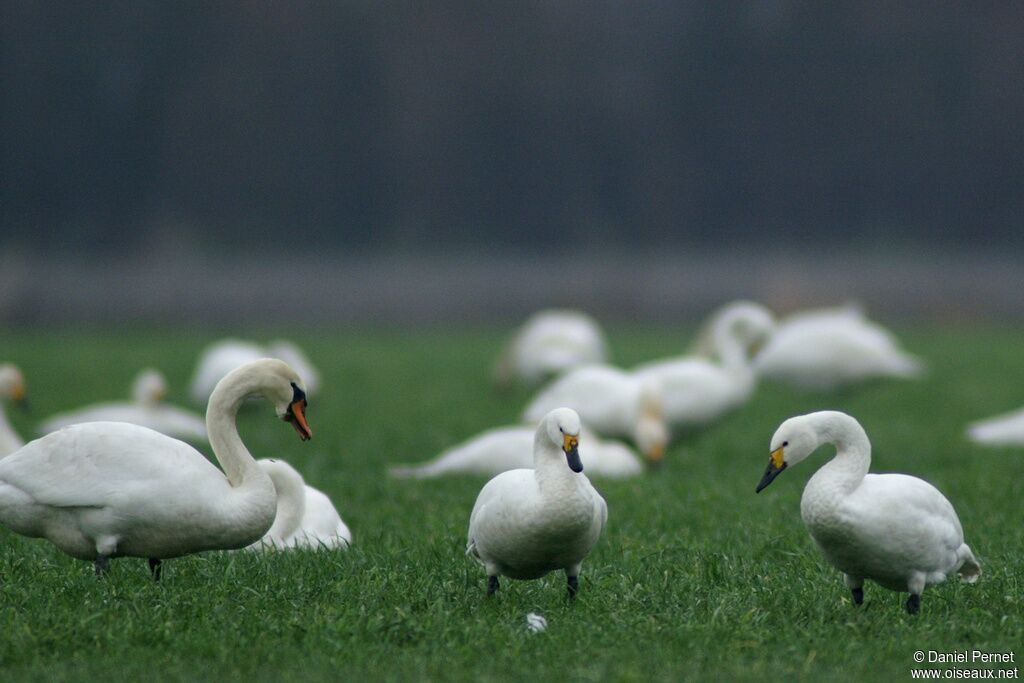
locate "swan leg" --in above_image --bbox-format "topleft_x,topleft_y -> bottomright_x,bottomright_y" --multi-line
844,574 -> 864,606
94,555 -> 110,577
487,575 -> 500,596
905,594 -> 921,614
906,573 -> 925,614
149,558 -> 162,582
566,564 -> 581,599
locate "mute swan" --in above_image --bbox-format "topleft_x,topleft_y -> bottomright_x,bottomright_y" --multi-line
756,411 -> 981,613
389,425 -> 643,479
522,366 -> 668,464
248,458 -> 351,550
190,339 -> 320,404
494,310 -> 610,388
38,368 -> 208,442
467,408 -> 607,597
0,364 -> 28,457
634,302 -> 774,431
965,407 -> 1024,446
0,359 -> 312,578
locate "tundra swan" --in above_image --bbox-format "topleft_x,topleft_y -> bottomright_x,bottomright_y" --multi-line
756,410 -> 980,613
190,339 -> 320,404
38,368 -> 208,442
0,359 -> 312,578
494,310 -> 609,388
467,408 -> 607,597
248,458 -> 351,550
965,407 -> 1024,447
0,364 -> 27,457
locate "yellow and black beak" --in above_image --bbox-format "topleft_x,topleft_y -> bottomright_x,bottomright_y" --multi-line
11,384 -> 28,412
285,382 -> 312,441
755,446 -> 787,493
562,433 -> 583,473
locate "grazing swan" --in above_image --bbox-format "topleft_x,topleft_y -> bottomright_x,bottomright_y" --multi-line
467,408 -> 607,597
753,306 -> 923,390
0,364 -> 28,457
522,366 -> 668,464
0,359 -> 312,578
634,302 -> 774,431
248,458 -> 351,550
38,368 -> 208,442
190,339 -> 320,404
389,426 -> 643,479
965,407 -> 1024,447
494,309 -> 610,388
756,411 -> 981,613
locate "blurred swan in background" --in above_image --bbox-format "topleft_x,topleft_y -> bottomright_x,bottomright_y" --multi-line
390,425 -> 643,479
39,368 -> 208,442
190,338 -> 320,404
966,407 -> 1024,446
248,458 -> 351,550
0,364 -> 28,457
494,309 -> 610,388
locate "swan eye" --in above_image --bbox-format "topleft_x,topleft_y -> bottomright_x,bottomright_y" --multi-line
783,441 -> 789,447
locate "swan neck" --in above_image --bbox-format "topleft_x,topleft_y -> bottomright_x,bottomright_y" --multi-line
807,413 -> 871,493
712,317 -> 751,372
533,431 -> 579,494
206,372 -> 263,487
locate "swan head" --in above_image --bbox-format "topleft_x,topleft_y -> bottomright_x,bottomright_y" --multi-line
635,379 -> 669,465
542,407 -> 583,473
0,364 -> 28,409
713,301 -> 776,358
132,368 -> 167,406
756,413 -> 824,492
234,358 -> 313,441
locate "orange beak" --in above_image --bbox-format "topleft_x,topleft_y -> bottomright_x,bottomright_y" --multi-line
287,399 -> 312,441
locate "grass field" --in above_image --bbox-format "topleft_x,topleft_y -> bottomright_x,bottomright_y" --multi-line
0,325 -> 1021,682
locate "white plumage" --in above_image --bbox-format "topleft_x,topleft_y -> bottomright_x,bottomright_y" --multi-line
467,408 -> 607,597
248,458 -> 351,550
965,407 -> 1024,446
494,309 -> 609,388
190,339 -> 320,404
756,410 -> 980,613
0,364 -> 27,457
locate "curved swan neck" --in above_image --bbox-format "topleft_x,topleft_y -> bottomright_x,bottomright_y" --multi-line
805,412 -> 871,493
712,315 -> 753,374
259,461 -> 307,540
206,370 -> 265,487
533,430 -> 579,495
0,403 -> 21,456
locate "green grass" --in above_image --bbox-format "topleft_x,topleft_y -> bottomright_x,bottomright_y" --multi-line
0,324 -> 1021,682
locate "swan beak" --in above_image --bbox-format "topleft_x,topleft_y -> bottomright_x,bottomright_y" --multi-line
755,447 -> 787,493
11,384 -> 28,411
563,434 -> 583,473
287,398 -> 312,441
645,443 -> 665,466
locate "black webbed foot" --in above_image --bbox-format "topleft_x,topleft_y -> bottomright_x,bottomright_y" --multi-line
567,575 -> 579,599
487,575 -> 499,596
851,587 -> 864,606
149,558 -> 162,582
905,593 -> 920,614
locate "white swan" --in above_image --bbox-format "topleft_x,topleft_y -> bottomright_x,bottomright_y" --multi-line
634,302 -> 774,431
248,459 -> 351,550
0,359 -> 312,578
190,339 -> 320,404
389,425 -> 643,479
966,407 -> 1024,446
467,408 -> 607,597
494,309 -> 610,388
756,410 -> 981,613
522,365 -> 668,464
0,364 -> 27,457
753,306 -> 924,390
38,368 -> 208,442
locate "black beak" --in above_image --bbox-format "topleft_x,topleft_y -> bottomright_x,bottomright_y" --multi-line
564,446 -> 583,473
16,395 -> 29,412
755,459 -> 787,493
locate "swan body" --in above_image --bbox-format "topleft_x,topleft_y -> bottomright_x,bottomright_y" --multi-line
966,407 -> 1024,446
389,425 -> 643,479
248,459 -> 351,550
467,408 -> 607,596
522,365 -> 668,464
0,364 -> 27,457
190,339 -> 320,404
494,310 -> 609,387
38,369 -> 208,442
756,411 -> 980,613
0,359 -> 312,574
635,302 -> 774,430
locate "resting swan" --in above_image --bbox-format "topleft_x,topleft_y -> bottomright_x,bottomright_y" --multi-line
389,425 -> 643,479
467,408 -> 607,597
756,411 -> 980,613
965,407 -> 1024,447
190,339 -> 320,404
38,368 -> 208,442
0,364 -> 28,457
494,309 -> 610,388
248,458 -> 351,550
0,359 -> 312,578
634,302 -> 774,431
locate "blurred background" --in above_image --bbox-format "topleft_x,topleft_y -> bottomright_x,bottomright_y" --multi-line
1,2 -> 1021,326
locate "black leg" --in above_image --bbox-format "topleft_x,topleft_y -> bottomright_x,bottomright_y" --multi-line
567,575 -> 579,599
94,555 -> 109,577
149,558 -> 162,582
487,575 -> 499,596
851,587 -> 864,605
905,593 -> 920,614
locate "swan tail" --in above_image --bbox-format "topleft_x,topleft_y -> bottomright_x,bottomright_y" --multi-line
388,462 -> 438,478
957,545 -> 981,584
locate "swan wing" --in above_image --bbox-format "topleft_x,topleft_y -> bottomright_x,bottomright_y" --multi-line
523,366 -> 634,433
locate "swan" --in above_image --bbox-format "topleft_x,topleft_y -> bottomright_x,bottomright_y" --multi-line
0,358 -> 312,578
248,458 -> 351,550
38,368 -> 208,442
467,408 -> 607,597
389,425 -> 643,479
522,366 -> 668,464
753,306 -> 923,390
190,339 -> 320,404
965,407 -> 1024,446
493,309 -> 610,388
634,302 -> 774,431
0,364 -> 28,457
756,410 -> 981,613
